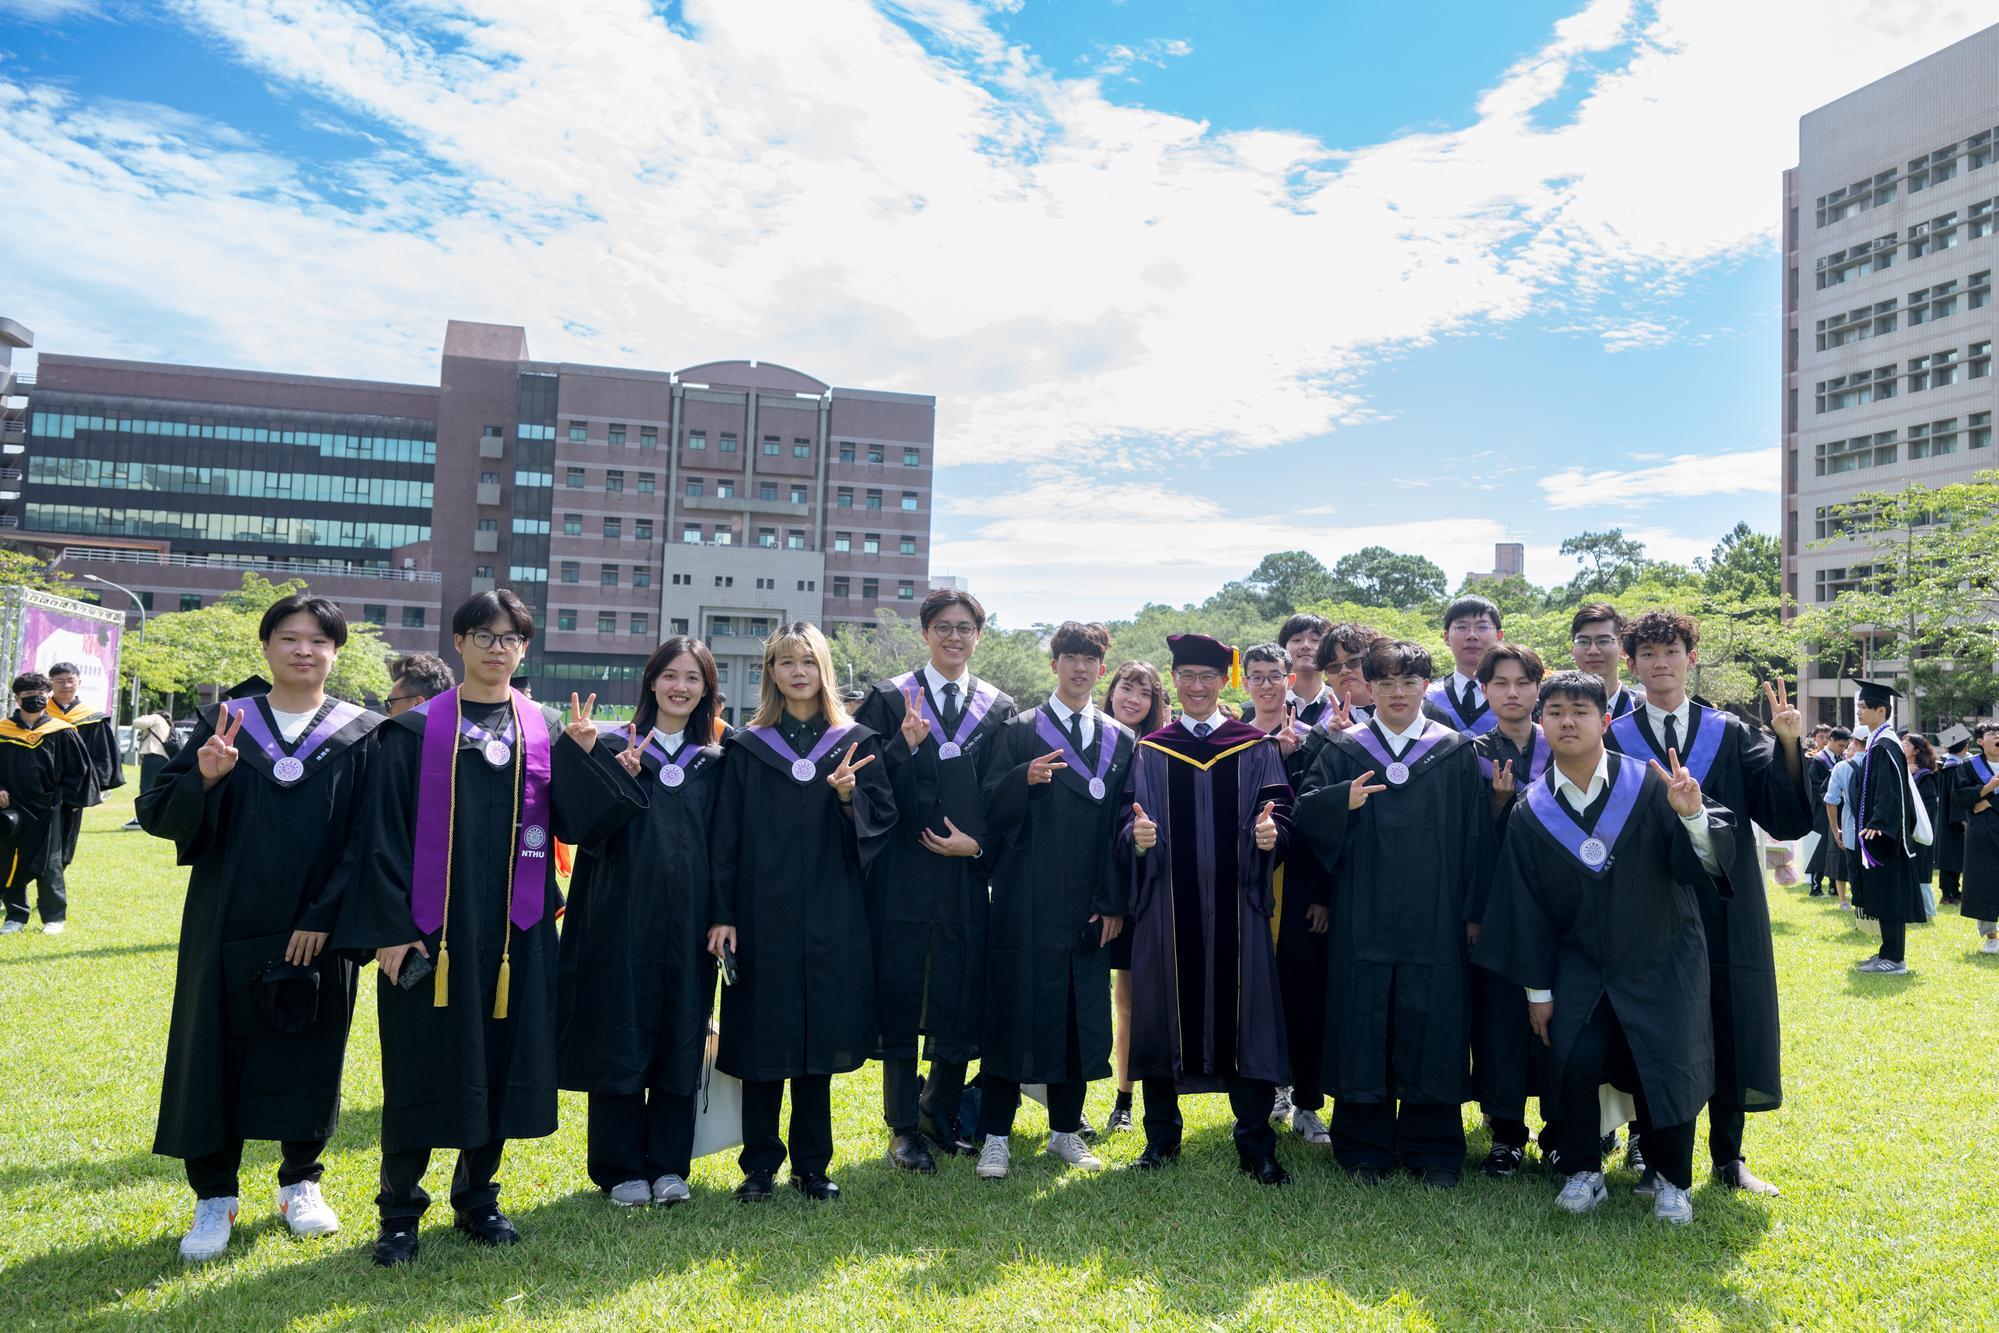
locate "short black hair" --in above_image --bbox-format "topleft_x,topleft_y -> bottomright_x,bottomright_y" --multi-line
1242,642 -> 1287,668
47,661 -> 80,679
259,593 -> 349,647
451,588 -> 535,640
1442,594 -> 1502,633
1568,602 -> 1623,638
1621,608 -> 1698,659
1277,613 -> 1331,648
11,671 -> 52,696
1048,621 -> 1112,660
1974,721 -> 1999,742
388,653 -> 455,700
1363,639 -> 1433,683
1537,669 -> 1607,713
1476,644 -> 1546,686
1811,723 -> 1832,735
1315,622 -> 1383,672
1829,726 -> 1853,742
919,587 -> 986,632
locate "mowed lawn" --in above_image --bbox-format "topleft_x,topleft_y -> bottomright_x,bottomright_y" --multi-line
2,776 -> 1995,1332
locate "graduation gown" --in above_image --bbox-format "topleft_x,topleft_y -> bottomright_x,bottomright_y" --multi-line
141,696 -> 383,1159
1422,679 -> 1496,736
0,714 -> 92,892
1258,717 -> 1329,1098
1937,756 -> 1970,878
1852,726 -> 1925,927
556,730 -> 720,1099
709,718 -> 896,1081
1471,752 -> 1741,1129
1805,748 -> 1838,880
977,707 -> 1135,1084
1952,757 -> 1999,921
1116,719 -> 1292,1087
854,675 -> 1016,1063
1296,718 -> 1492,1107
1469,725 -> 1554,1122
1912,767 -> 1943,888
335,697 -> 639,1154
1606,704 -> 1811,1113
50,699 -> 123,799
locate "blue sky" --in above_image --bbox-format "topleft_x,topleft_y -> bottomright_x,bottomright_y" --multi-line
4,0 -> 1992,623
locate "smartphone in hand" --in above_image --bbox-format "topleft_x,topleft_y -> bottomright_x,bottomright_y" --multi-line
396,950 -> 434,991
718,941 -> 739,987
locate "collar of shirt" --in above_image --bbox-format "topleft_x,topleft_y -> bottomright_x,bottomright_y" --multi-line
1450,671 -> 1482,706
1286,684 -> 1331,710
923,663 -> 970,697
1180,709 -> 1224,735
1644,696 -> 1692,739
1047,695 -> 1096,747
1376,713 -> 1429,754
651,726 -> 687,754
1554,750 -> 1612,814
268,704 -> 319,744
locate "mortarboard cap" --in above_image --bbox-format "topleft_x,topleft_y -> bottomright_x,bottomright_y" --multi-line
1937,723 -> 1972,750
1168,633 -> 1242,688
1851,678 -> 1900,709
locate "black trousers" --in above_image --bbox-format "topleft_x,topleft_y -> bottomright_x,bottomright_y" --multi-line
184,1138 -> 325,1200
882,1056 -> 967,1136
1939,867 -> 1961,901
376,1141 -> 506,1223
740,1075 -> 833,1176
1332,1098 -> 1465,1171
1558,998 -> 1694,1190
2,838 -> 66,925
979,1078 -> 1087,1138
60,803 -> 83,868
586,1089 -> 696,1188
1140,1075 -> 1276,1159
1879,915 -> 1908,963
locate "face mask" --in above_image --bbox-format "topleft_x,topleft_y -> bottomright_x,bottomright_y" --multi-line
18,696 -> 47,713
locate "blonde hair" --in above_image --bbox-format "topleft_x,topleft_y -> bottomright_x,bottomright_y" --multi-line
750,621 -> 852,730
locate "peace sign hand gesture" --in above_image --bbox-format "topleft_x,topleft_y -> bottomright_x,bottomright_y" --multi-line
827,742 -> 877,803
1026,749 -> 1067,785
616,723 -> 645,777
1254,799 -> 1280,851
1763,677 -> 1802,744
1347,769 -> 1389,811
198,707 -> 244,790
1324,698 -> 1354,732
1491,757 -> 1517,802
565,693 -> 599,752
1274,715 -> 1300,757
899,684 -> 931,753
1651,747 -> 1704,818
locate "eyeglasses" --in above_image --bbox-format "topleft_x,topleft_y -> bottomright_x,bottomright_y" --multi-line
384,694 -> 423,708
1172,670 -> 1223,686
1571,635 -> 1619,650
1244,673 -> 1288,688
468,631 -> 527,651
929,622 -> 980,639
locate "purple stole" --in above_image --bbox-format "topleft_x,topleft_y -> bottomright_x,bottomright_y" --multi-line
891,671 -> 999,760
1971,755 -> 1996,787
1339,718 -> 1453,788
1478,725 -> 1552,784
739,721 -> 857,783
411,687 -> 553,936
1031,707 -> 1124,802
1608,705 -> 1727,785
1520,752 -> 1646,876
227,698 -> 367,787
1426,679 -> 1497,736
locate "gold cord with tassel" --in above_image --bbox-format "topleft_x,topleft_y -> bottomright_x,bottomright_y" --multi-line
432,693 -> 460,1008
493,692 -> 525,1021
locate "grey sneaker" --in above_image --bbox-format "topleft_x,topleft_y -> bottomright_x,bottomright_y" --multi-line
1269,1086 -> 1295,1124
1045,1131 -> 1104,1171
1555,1171 -> 1608,1215
976,1134 -> 1011,1180
1856,957 -> 1910,974
652,1175 -> 691,1207
1289,1107 -> 1331,1145
607,1179 -> 651,1207
179,1196 -> 237,1262
1652,1180 -> 1694,1224
1,920 -> 27,935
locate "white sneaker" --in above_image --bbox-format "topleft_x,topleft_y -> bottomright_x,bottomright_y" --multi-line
607,1179 -> 651,1207
1555,1171 -> 1608,1215
1045,1131 -> 1104,1171
1269,1086 -> 1295,1125
1290,1107 -> 1331,1145
276,1180 -> 339,1236
0,920 -> 26,935
1652,1180 -> 1694,1225
1980,936 -> 1999,955
652,1174 -> 691,1206
180,1196 -> 237,1262
41,921 -> 65,936
976,1134 -> 1011,1179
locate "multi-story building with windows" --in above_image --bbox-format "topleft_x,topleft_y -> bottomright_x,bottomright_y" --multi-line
13,320 -> 938,721
1781,23 -> 1999,722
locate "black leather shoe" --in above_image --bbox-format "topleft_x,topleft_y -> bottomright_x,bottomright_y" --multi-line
1419,1167 -> 1460,1190
1347,1165 -> 1385,1187
372,1222 -> 419,1267
734,1171 -> 776,1202
917,1114 -> 973,1157
1237,1152 -> 1292,1186
1105,1106 -> 1134,1134
452,1208 -> 519,1246
1129,1143 -> 1180,1170
791,1172 -> 841,1201
887,1132 -> 937,1173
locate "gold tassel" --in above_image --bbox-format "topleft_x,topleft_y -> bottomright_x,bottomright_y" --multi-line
1229,647 -> 1243,691
493,954 -> 511,1020
432,946 -> 450,1007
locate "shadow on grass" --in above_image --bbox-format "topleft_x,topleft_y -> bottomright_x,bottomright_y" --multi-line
0,940 -> 176,967
6,1119 -> 1775,1331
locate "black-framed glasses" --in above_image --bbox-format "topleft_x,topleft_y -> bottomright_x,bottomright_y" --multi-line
468,630 -> 527,650
929,622 -> 980,639
384,694 -> 424,708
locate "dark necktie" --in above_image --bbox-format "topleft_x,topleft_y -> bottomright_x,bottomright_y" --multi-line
940,681 -> 962,734
1663,711 -> 1680,758
1194,721 -> 1212,738
1066,710 -> 1085,755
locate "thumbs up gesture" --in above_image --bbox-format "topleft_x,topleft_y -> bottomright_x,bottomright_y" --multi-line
1254,799 -> 1279,851
1131,801 -> 1157,853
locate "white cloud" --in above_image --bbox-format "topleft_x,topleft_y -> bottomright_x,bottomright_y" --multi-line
1536,447 -> 1781,510
1089,37 -> 1193,80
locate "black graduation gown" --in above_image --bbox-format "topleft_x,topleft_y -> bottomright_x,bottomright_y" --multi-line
1804,749 -> 1838,879
141,697 -> 383,1159
334,701 -> 639,1154
709,719 -> 896,1081
51,700 -> 123,798
1938,757 -> 1970,878
1469,726 -> 1552,1123
1606,705 -> 1811,1114
0,714 -> 92,891
1115,720 -> 1293,1088
1471,754 -> 1741,1129
977,708 -> 1134,1084
1259,718 -> 1329,1098
1952,759 -> 1999,921
853,675 -> 1015,1063
1852,729 -> 1925,927
556,731 -> 720,1099
1295,719 -> 1493,1107
1913,768 -> 1942,888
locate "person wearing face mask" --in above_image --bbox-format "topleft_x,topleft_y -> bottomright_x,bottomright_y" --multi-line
556,637 -> 725,1210
0,672 -> 93,936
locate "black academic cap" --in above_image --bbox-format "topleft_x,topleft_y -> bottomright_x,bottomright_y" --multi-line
1851,678 -> 1900,709
1167,632 -> 1236,674
224,675 -> 272,701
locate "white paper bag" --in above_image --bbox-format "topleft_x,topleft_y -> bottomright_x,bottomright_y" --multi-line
690,1019 -> 744,1160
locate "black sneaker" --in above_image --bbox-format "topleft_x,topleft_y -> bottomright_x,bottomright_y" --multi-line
1626,1136 -> 1647,1175
1480,1144 -> 1524,1178
372,1221 -> 419,1267
1599,1130 -> 1620,1158
1105,1106 -> 1134,1135
452,1208 -> 519,1246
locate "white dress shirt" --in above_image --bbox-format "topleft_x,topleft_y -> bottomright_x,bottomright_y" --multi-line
1643,696 -> 1694,752
651,725 -> 687,754
923,662 -> 971,698
1180,709 -> 1225,736
1287,683 -> 1332,713
1046,694 -> 1096,752
1374,713 -> 1429,756
1524,750 -> 1720,1004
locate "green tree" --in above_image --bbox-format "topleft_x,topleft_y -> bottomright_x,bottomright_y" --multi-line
1328,546 -> 1447,610
1560,528 -> 1654,597
0,547 -> 77,596
970,625 -> 1054,709
1697,521 -> 1782,601
1244,550 -> 1336,618
827,610 -> 928,691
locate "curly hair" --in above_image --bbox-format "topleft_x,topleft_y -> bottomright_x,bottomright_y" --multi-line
1619,608 -> 1698,660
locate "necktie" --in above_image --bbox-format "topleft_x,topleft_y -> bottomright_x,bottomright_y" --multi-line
1663,711 -> 1680,758
940,681 -> 962,734
1066,710 -> 1086,755
1194,721 -> 1212,738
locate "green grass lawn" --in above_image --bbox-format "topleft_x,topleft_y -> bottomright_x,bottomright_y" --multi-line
2,776 -> 1995,1331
